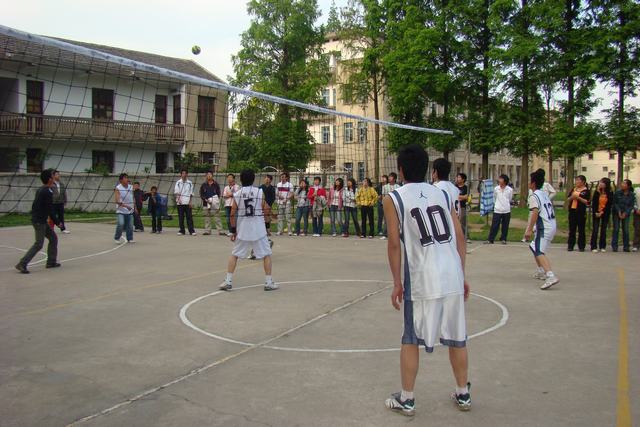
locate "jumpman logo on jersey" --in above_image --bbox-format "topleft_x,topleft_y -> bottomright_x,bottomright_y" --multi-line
419,191 -> 429,201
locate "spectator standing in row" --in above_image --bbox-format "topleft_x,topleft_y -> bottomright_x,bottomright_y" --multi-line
15,169 -> 60,274
633,184 -> 640,252
356,178 -> 378,238
486,175 -> 513,244
590,178 -> 612,252
456,173 -> 469,240
276,172 -> 294,236
342,178 -> 361,238
329,178 -> 344,237
309,176 -> 327,237
132,181 -> 145,232
144,185 -> 162,233
612,179 -> 635,252
174,169 -> 196,236
566,175 -> 590,251
294,179 -> 310,236
51,170 -> 69,234
380,173 -> 400,240
377,175 -> 388,237
223,174 -> 240,235
200,171 -> 223,236
260,175 -> 276,235
114,173 -> 135,244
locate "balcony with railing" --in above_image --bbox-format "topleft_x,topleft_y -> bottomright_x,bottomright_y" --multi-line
0,112 -> 185,143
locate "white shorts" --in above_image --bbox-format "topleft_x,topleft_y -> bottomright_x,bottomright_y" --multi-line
530,230 -> 554,256
232,237 -> 272,259
402,294 -> 466,353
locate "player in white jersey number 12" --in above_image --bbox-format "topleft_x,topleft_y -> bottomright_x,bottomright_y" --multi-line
220,169 -> 278,292
383,144 -> 471,417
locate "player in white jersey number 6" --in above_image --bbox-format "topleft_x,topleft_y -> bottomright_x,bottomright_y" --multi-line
220,169 -> 278,292
383,144 -> 471,417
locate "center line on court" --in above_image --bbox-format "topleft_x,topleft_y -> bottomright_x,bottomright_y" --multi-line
70,282 -> 392,425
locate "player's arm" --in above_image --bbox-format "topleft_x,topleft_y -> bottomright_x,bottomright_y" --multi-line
450,204 -> 469,300
525,208 -> 539,241
383,196 -> 403,310
262,199 -> 271,223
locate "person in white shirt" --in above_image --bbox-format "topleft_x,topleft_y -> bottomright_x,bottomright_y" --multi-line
223,174 -> 241,235
633,185 -> 640,251
220,169 -> 277,291
486,174 -> 513,244
432,158 -> 460,216
276,172 -> 294,236
174,169 -> 196,236
380,172 -> 401,239
114,173 -> 135,243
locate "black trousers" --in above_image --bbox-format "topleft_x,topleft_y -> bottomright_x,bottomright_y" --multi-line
151,211 -> 162,232
133,209 -> 144,231
568,209 -> 586,250
488,212 -> 511,242
20,223 -> 58,267
52,203 -> 65,230
361,206 -> 374,237
177,205 -> 195,234
590,214 -> 609,250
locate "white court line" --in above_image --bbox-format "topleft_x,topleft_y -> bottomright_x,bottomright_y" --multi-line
180,280 -> 509,353
71,280 -> 391,425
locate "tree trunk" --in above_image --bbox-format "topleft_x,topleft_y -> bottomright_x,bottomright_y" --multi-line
566,157 -> 575,193
547,149 -> 553,185
617,77 -> 625,187
520,152 -> 529,207
482,152 -> 489,180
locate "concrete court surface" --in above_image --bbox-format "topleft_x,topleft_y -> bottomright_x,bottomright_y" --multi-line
0,222 -> 637,427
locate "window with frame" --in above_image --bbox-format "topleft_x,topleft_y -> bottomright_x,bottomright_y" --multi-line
199,151 -> 218,165
587,153 -> 593,160
92,150 -> 114,173
173,95 -> 181,124
632,151 -> 638,159
26,80 -> 43,115
603,166 -> 608,172
92,88 -> 114,120
321,126 -> 330,144
155,152 -> 168,173
332,88 -> 337,107
26,148 -> 44,173
358,162 -> 365,182
358,121 -> 367,144
581,166 -> 587,172
344,162 -> 353,175
609,152 -> 615,160
197,96 -> 216,130
344,122 -> 354,143
0,148 -> 20,172
155,95 -> 167,124
321,89 -> 330,106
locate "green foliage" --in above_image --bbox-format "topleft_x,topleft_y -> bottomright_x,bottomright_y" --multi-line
84,164 -> 111,176
174,153 -> 213,173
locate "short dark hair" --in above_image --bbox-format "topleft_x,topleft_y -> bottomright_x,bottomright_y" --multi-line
280,172 -> 290,179
530,170 -> 544,189
364,177 -> 373,187
314,176 -> 322,184
499,174 -> 510,185
180,169 -> 188,174
347,177 -> 357,191
457,172 -> 467,182
150,185 -> 157,191
119,173 -> 128,181
432,158 -> 451,180
397,144 -> 428,183
40,169 -> 54,184
240,169 -> 255,187
133,181 -> 140,185
206,170 -> 213,175
266,174 -> 273,181
227,173 -> 235,179
623,178 -> 633,189
382,174 -> 388,180
576,175 -> 586,183
535,168 -> 546,177
389,172 -> 398,181
334,177 -> 344,190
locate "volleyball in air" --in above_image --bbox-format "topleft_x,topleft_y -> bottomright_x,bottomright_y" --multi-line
191,45 -> 201,55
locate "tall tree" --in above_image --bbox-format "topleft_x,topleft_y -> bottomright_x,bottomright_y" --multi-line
594,0 -> 640,185
339,0 -> 388,181
230,0 -> 330,170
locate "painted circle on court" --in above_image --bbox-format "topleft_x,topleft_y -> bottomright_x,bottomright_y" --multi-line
179,279 -> 509,353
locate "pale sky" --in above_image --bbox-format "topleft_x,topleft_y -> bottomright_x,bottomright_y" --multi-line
3,0 -> 636,121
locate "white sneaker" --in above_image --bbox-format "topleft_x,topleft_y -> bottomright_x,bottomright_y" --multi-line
632,247 -> 638,252
541,276 -> 559,290
62,230 -> 70,234
313,234 -> 320,237
114,238 -> 123,244
190,232 -> 197,236
276,232 -> 283,236
288,232 -> 293,236
591,249 -> 599,253
264,281 -> 279,291
380,236 -> 387,240
532,270 -> 546,280
177,232 -> 185,236
600,248 -> 606,253
127,240 -> 135,244
219,281 -> 232,291
332,233 -> 337,237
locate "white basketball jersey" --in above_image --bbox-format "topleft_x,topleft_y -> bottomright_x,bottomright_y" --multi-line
234,186 -> 267,241
389,183 -> 464,301
528,189 -> 557,236
434,180 -> 461,215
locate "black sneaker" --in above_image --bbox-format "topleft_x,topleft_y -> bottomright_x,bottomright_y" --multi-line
46,263 -> 61,269
384,392 -> 415,416
451,383 -> 472,411
15,263 -> 29,274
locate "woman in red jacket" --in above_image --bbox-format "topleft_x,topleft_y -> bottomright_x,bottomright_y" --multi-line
308,176 -> 327,237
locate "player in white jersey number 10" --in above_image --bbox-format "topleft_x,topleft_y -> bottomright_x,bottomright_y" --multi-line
382,144 -> 471,417
220,169 -> 278,292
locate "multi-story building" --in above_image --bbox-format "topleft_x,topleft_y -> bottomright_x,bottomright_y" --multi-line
576,150 -> 640,185
308,34 -> 562,190
0,32 -> 228,175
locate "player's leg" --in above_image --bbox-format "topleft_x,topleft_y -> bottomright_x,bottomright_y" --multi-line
125,214 -> 134,242
500,212 -> 511,243
487,213 -> 500,243
203,207 -> 211,234
186,206 -> 195,234
384,344 -> 418,416
213,207 -> 223,234
577,212 -> 586,251
44,225 -> 59,268
611,214 -> 620,251
114,213 -> 124,242
16,224 -> 46,273
277,204 -> 284,235
177,205 -> 186,235
221,254 -> 239,291
286,202 -> 293,235
329,206 -> 337,236
538,238 -> 559,289
441,295 -> 471,411
590,216 -> 600,252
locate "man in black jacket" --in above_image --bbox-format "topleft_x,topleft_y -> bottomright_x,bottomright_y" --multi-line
200,171 -> 223,235
16,169 -> 60,274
